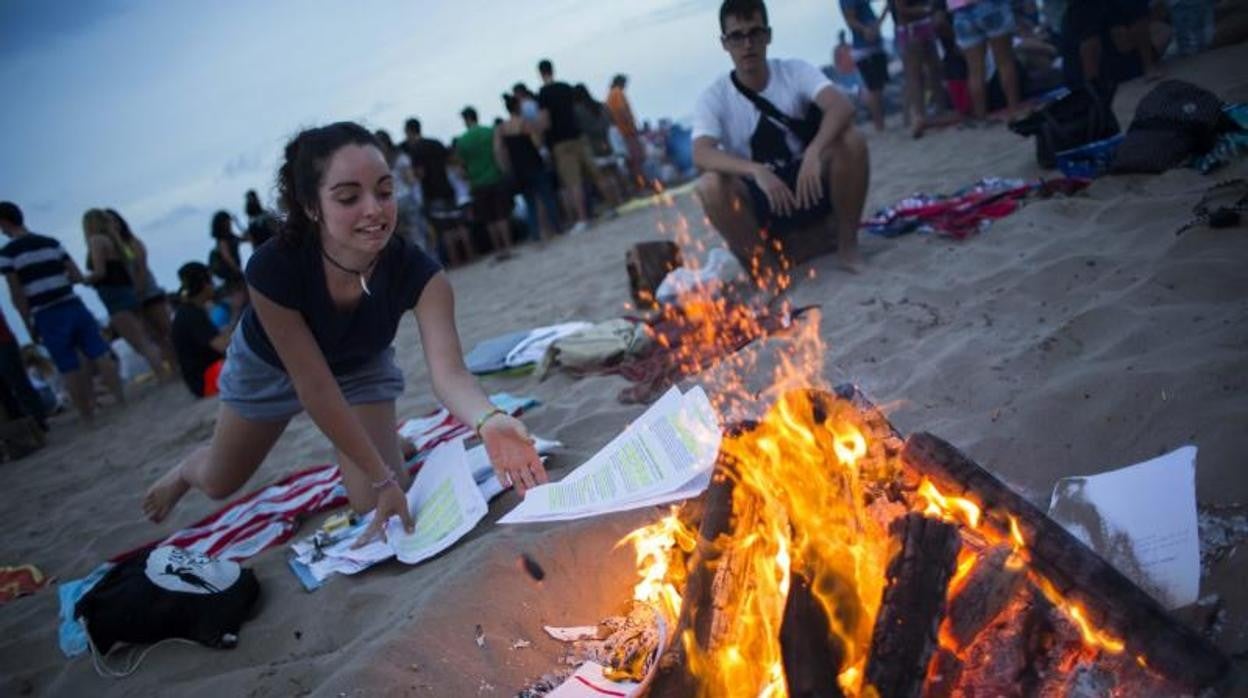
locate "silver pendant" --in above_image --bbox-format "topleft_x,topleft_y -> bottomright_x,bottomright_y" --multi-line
360,274 -> 371,296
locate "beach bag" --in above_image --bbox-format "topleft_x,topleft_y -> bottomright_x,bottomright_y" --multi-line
75,546 -> 260,657
730,72 -> 823,147
1011,84 -> 1120,169
537,318 -> 651,378
1111,80 -> 1228,174
626,241 -> 682,309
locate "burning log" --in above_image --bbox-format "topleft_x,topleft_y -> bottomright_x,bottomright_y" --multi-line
650,463 -> 739,698
945,544 -> 1026,648
864,513 -> 961,698
901,432 -> 1229,691
780,572 -> 846,698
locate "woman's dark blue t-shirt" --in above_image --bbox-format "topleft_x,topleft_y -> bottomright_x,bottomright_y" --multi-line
239,236 -> 441,374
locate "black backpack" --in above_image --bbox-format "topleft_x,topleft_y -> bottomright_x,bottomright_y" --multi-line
76,546 -> 260,658
1011,83 -> 1120,169
1111,80 -> 1228,174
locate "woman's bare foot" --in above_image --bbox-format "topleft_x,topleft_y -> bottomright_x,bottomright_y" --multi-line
143,465 -> 190,523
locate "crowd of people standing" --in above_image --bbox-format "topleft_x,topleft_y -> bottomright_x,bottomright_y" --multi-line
0,59 -> 679,444
363,60 -> 686,267
833,0 -> 1217,137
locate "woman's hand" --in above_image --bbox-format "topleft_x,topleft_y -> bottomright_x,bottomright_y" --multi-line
481,414 -> 547,496
353,481 -> 415,548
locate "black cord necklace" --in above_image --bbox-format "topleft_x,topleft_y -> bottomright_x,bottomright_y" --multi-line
321,246 -> 380,296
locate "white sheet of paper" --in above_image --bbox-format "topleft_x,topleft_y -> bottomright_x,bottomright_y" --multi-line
386,440 -> 489,564
546,613 -> 667,697
499,386 -> 720,524
547,662 -> 640,698
1047,445 -> 1201,609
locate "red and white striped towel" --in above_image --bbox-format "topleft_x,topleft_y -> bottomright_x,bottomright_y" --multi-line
111,396 -> 534,564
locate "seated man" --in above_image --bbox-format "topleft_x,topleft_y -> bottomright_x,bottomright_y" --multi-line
693,0 -> 868,276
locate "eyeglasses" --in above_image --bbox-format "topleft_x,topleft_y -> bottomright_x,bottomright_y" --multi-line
722,26 -> 771,48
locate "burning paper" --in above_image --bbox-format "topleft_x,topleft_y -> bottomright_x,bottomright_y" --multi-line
1048,446 -> 1201,609
499,386 -> 721,524
545,662 -> 640,698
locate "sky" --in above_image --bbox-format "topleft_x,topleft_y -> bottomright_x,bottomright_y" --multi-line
0,0 -> 851,336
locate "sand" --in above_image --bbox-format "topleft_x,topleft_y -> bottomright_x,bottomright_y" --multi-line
2,43 -> 1246,698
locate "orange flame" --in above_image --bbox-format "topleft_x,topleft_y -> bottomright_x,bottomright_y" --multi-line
917,481 -> 1127,656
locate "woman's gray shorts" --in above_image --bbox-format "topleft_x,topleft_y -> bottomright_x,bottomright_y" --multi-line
217,330 -> 405,422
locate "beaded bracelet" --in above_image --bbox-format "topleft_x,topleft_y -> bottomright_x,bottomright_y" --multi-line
474,406 -> 508,437
371,473 -> 399,491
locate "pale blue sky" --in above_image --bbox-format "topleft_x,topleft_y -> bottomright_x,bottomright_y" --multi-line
0,0 -> 849,333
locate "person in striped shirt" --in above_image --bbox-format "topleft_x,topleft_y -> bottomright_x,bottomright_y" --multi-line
0,202 -> 123,420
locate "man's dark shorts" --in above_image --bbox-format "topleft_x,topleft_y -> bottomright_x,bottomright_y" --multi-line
856,52 -> 889,91
742,159 -> 834,236
470,183 -> 514,225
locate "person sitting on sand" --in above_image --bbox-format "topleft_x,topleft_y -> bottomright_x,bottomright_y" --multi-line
693,0 -> 868,275
170,262 -> 238,398
143,122 -> 546,544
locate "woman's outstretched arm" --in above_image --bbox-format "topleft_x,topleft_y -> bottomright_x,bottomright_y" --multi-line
413,273 -> 548,494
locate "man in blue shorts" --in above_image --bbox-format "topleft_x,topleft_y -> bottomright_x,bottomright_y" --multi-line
0,202 -> 123,420
693,0 -> 868,277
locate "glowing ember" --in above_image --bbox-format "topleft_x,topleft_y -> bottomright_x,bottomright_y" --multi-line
917,480 -> 1128,656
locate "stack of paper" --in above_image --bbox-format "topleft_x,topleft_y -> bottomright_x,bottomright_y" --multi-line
500,386 -> 721,524
289,436 -> 559,589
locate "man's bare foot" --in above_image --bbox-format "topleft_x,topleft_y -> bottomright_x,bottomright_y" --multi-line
143,465 -> 190,523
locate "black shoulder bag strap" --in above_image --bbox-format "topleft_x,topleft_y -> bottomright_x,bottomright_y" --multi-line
729,71 -> 819,145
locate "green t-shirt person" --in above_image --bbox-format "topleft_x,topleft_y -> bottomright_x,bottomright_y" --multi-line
455,125 -> 503,188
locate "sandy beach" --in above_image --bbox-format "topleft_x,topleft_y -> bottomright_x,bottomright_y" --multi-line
1,43 -> 1246,697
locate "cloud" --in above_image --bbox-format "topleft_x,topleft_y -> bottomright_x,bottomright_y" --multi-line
0,0 -> 131,60
222,151 -> 264,180
623,0 -> 708,31
143,203 -> 205,232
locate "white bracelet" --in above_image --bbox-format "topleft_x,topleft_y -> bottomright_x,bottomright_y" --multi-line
371,473 -> 399,491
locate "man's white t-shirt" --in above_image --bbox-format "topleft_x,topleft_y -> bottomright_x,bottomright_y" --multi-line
692,58 -> 835,162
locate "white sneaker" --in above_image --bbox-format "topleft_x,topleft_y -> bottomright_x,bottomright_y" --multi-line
569,221 -> 590,235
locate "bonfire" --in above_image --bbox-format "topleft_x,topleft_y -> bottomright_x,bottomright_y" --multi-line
554,203 -> 1228,697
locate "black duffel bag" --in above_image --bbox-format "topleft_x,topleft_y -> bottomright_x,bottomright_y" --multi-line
1111,79 -> 1228,174
1011,83 -> 1120,169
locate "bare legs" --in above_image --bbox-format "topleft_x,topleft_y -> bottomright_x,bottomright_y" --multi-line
826,128 -> 868,268
141,300 -> 179,374
902,39 -> 929,137
143,404 -> 290,522
987,34 -> 1021,118
864,89 -> 885,132
486,220 -> 512,258
696,126 -> 868,275
63,354 -> 124,421
143,401 -> 409,523
964,36 -> 1020,121
111,310 -> 172,381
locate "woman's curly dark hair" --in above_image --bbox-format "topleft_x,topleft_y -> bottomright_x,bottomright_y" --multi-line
276,121 -> 382,245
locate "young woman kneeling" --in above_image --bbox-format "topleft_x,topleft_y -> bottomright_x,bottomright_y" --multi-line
144,122 -> 545,543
